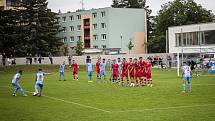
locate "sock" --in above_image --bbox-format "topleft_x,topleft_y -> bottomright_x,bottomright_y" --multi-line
182,84 -> 186,92
188,83 -> 191,91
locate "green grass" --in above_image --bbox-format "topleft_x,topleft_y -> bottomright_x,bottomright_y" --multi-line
0,65 -> 215,121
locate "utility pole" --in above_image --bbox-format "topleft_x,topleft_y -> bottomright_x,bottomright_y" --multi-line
81,0 -> 84,10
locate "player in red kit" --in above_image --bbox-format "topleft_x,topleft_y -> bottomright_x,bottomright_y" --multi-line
146,59 -> 152,87
96,58 -> 101,81
128,58 -> 135,87
139,57 -> 146,86
112,59 -> 119,84
134,58 -> 141,86
71,60 -> 79,80
121,58 -> 129,86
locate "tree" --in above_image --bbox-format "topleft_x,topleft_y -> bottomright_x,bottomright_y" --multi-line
127,38 -> 134,54
75,40 -> 83,56
0,0 -> 63,57
151,0 -> 214,53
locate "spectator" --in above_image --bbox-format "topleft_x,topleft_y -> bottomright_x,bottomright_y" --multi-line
38,55 -> 42,64
34,54 -> 37,64
0,53 -> 2,65
11,55 -> 16,65
68,55 -> 72,65
29,53 -> 32,64
26,53 -> 29,64
49,53 -> 53,64
2,53 -> 6,66
167,55 -> 172,68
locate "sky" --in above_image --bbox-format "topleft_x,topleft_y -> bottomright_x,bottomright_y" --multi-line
47,0 -> 215,15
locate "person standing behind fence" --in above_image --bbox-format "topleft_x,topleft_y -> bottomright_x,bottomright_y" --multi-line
49,53 -> 53,64
29,54 -> 32,64
38,55 -> 42,64
2,53 -> 6,66
68,55 -> 72,65
0,53 -> 2,65
167,55 -> 172,68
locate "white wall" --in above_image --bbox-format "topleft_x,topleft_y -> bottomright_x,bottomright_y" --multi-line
168,23 -> 215,54
2,53 -> 173,66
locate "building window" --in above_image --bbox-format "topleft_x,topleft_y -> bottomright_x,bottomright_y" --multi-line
62,27 -> 67,33
77,25 -> 81,31
70,26 -> 74,31
93,35 -> 98,40
62,17 -> 66,22
101,23 -> 106,28
102,45 -> 106,48
93,24 -> 97,29
101,34 -> 107,40
204,30 -> 215,45
101,11 -> 105,17
63,37 -> 67,42
70,36 -> 74,42
70,16 -> 74,21
77,36 -> 82,41
94,45 -> 98,48
92,12 -> 97,18
77,15 -> 81,20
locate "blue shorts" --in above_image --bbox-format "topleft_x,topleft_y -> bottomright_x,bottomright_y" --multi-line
36,82 -> 43,88
100,70 -> 106,75
183,77 -> 191,83
12,83 -> 21,89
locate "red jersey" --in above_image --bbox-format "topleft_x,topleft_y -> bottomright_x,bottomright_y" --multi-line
96,61 -> 100,74
146,62 -> 151,74
128,62 -> 135,78
71,63 -> 78,74
122,62 -> 129,77
146,62 -> 152,79
112,64 -> 119,76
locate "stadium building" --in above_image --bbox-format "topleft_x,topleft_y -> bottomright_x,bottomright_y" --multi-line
168,22 -> 215,57
57,7 -> 147,55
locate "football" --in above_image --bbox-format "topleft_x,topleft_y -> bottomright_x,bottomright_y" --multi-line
33,92 -> 38,96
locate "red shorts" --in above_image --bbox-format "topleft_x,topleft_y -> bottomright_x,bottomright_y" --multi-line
146,73 -> 151,79
113,73 -> 118,77
96,69 -> 100,75
143,72 -> 146,77
130,72 -> 135,78
122,71 -> 128,77
73,71 -> 78,75
135,72 -> 142,78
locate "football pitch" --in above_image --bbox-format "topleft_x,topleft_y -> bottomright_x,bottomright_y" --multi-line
0,65 -> 215,121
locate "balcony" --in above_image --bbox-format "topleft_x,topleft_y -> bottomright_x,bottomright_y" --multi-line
84,25 -> 90,29
84,36 -> 90,40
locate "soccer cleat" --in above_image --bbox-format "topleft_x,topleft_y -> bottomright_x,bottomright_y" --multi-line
150,84 -> 153,87
12,93 -> 17,96
88,81 -> 93,83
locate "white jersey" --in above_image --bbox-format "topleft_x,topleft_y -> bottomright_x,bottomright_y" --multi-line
12,73 -> 21,83
117,62 -> 122,70
36,71 -> 45,84
183,65 -> 191,77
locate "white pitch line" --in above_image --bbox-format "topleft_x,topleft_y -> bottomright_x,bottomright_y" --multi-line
192,84 -> 215,86
113,103 -> 215,113
25,91 -> 110,113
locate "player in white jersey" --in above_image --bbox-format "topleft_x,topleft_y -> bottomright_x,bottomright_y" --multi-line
11,70 -> 27,96
182,62 -> 192,93
59,61 -> 66,81
117,58 -> 122,82
34,68 -> 50,97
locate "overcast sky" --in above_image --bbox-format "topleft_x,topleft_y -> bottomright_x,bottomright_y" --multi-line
47,0 -> 215,15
